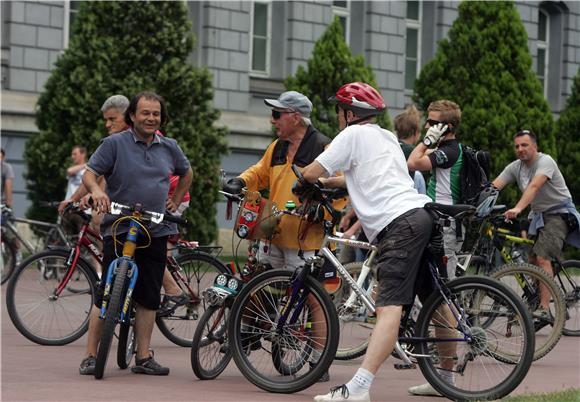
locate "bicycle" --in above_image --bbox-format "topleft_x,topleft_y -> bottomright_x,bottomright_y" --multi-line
1,203 -> 72,284
465,205 -> 572,344
226,165 -> 535,400
6,203 -> 230,347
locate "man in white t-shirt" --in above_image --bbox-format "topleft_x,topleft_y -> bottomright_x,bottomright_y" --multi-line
65,145 -> 87,200
298,82 -> 438,402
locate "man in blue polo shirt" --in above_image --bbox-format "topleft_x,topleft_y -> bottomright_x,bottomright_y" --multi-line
79,91 -> 192,376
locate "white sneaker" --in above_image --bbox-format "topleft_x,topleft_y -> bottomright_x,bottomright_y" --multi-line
314,384 -> 371,402
407,383 -> 443,397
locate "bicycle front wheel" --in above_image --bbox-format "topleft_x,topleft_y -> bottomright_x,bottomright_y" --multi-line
416,276 -> 534,401
491,262 -> 565,361
95,259 -> 130,379
155,252 -> 230,347
191,304 -> 232,380
334,262 -> 376,360
229,269 -> 339,394
559,260 -> 580,336
6,249 -> 97,345
1,236 -> 16,285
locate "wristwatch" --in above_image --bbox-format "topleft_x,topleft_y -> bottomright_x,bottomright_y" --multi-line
422,137 -> 433,147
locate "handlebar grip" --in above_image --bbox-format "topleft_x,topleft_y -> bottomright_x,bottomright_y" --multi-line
163,213 -> 187,226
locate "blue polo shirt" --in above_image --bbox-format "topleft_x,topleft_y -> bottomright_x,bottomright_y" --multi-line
87,129 -> 190,237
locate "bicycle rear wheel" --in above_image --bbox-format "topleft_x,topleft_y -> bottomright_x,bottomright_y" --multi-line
155,252 -> 230,347
191,304 -> 232,380
559,260 -> 580,336
416,276 -> 534,401
334,262 -> 376,360
228,269 -> 339,393
6,249 -> 97,345
1,236 -> 16,285
95,259 -> 129,379
491,262 -> 565,361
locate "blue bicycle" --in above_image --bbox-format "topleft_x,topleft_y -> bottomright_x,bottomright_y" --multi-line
94,201 -> 186,379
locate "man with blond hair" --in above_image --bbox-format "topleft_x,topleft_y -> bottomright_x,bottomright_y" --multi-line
394,104 -> 426,194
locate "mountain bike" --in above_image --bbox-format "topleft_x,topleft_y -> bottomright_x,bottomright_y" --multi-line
1,203 -> 72,284
6,203 -> 230,347
226,165 -> 535,400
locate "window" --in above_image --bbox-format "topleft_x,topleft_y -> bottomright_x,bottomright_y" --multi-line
63,1 -> 82,48
537,9 -> 549,95
250,1 -> 271,75
332,1 -> 350,44
405,1 -> 421,90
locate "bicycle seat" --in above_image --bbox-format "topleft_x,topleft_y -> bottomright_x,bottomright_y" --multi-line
492,205 -> 507,214
424,203 -> 476,219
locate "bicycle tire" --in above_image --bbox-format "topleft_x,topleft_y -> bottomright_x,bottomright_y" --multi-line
117,306 -> 136,369
6,249 -> 98,345
95,259 -> 130,379
191,304 -> 232,380
559,260 -> 580,336
1,236 -> 17,285
416,276 -> 534,401
491,262 -> 565,361
228,269 -> 339,394
155,252 -> 230,347
334,262 -> 376,361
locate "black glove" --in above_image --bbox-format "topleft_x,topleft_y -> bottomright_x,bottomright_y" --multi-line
292,179 -> 320,200
223,177 -> 246,195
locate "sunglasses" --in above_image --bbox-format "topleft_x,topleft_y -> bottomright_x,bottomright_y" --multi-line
426,119 -> 444,126
271,110 -> 295,120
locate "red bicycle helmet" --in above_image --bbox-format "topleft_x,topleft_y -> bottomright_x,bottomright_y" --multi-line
330,82 -> 386,115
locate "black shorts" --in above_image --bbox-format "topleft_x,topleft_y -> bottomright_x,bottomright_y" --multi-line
375,208 -> 434,307
95,234 -> 168,310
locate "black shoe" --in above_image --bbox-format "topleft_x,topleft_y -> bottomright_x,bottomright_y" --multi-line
131,357 -> 170,376
79,355 -> 96,375
157,293 -> 189,317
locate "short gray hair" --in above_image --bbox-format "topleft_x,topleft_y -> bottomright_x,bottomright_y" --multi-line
101,95 -> 129,113
300,116 -> 311,127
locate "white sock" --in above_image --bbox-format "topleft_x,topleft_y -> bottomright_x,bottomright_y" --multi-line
345,367 -> 374,395
437,368 -> 455,385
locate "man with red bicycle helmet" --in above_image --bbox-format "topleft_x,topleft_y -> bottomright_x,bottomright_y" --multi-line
298,83 -> 437,402
329,82 -> 386,126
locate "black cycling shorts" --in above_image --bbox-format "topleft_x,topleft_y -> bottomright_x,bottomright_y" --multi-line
95,234 -> 168,311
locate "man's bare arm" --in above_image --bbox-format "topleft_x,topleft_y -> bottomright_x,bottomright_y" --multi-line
167,168 -> 193,212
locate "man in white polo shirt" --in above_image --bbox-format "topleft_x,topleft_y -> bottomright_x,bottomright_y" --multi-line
299,82 -> 436,402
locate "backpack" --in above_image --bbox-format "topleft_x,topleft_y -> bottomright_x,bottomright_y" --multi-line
459,144 -> 490,205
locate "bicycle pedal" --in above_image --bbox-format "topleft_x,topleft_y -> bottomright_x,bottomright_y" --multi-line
394,363 -> 415,370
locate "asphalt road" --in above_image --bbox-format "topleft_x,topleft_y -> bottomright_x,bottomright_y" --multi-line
1,292 -> 579,402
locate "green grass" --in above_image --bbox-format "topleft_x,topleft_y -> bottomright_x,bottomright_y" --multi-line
502,388 -> 580,402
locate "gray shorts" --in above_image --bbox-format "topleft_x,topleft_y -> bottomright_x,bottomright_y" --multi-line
532,214 -> 568,260
374,208 -> 434,307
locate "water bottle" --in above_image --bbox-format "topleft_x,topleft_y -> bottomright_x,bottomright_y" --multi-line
510,247 -> 525,264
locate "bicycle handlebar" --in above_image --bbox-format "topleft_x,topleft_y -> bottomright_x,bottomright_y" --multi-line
94,200 -> 187,226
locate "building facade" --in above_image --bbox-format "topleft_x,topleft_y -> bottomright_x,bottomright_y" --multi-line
2,1 -> 579,225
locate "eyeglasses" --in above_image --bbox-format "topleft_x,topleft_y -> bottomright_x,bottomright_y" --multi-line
426,119 -> 444,126
271,110 -> 295,120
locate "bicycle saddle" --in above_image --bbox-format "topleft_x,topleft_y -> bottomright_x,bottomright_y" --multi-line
424,203 -> 475,219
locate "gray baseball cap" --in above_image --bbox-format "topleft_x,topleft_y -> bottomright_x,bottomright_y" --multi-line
264,91 -> 312,117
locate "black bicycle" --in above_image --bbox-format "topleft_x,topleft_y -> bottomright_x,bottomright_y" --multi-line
226,165 -> 535,401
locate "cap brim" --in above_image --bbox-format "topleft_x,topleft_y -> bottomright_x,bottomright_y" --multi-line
264,99 -> 287,109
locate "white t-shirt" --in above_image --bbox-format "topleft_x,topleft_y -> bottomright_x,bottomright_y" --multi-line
65,166 -> 86,200
316,124 -> 431,243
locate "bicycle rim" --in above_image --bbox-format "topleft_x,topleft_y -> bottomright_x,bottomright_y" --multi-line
334,262 -> 375,360
491,263 -> 565,361
560,260 -> 580,336
416,276 -> 534,401
6,250 -> 96,345
229,270 -> 338,393
191,304 -> 232,380
156,252 -> 230,347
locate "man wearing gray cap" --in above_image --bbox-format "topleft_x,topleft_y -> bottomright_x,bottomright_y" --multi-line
223,91 -> 341,381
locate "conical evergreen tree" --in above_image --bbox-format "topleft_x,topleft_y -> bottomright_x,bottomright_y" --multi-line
556,70 -> 580,203
26,1 -> 228,243
285,16 -> 391,137
413,1 -> 555,205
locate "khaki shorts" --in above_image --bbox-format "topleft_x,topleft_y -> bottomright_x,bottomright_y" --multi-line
532,214 -> 569,261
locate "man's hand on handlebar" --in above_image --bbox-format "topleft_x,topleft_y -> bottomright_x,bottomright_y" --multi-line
91,188 -> 110,214
223,177 -> 246,195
